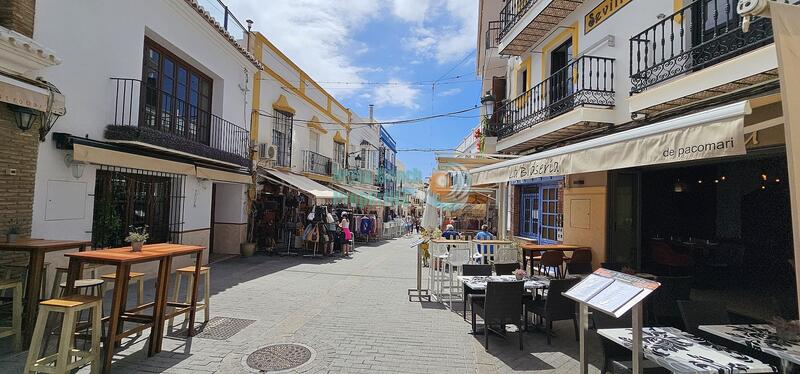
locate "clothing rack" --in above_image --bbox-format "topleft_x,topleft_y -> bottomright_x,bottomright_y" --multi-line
352,214 -> 379,244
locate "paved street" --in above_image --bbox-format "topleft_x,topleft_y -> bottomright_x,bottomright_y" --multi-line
2,237 -> 605,373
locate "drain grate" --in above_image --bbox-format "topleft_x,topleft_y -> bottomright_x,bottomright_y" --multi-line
246,343 -> 314,372
169,316 -> 255,340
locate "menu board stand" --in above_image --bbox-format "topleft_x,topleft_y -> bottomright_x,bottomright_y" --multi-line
408,239 -> 431,301
565,269 -> 659,374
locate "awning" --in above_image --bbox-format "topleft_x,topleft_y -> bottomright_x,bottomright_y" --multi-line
72,143 -> 195,175
196,167 -> 251,184
471,101 -> 751,185
261,168 -> 342,200
332,183 -> 387,206
0,74 -> 65,115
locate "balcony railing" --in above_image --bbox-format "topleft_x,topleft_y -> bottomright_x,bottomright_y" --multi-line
485,20 -> 501,50
497,55 -> 615,139
498,0 -> 535,40
109,78 -> 250,164
629,0 -> 799,94
302,150 -> 333,177
196,0 -> 248,46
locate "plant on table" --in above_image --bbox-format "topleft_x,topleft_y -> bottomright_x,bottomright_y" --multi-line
771,317 -> 800,342
6,218 -> 20,243
512,268 -> 528,280
125,225 -> 149,252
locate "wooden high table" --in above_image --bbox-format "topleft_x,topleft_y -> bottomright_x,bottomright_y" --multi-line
0,239 -> 91,345
519,243 -> 588,273
63,243 -> 205,373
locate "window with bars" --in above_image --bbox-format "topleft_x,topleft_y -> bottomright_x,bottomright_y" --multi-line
92,166 -> 186,248
272,110 -> 293,167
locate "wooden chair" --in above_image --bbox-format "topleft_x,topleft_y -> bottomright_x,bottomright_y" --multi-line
100,271 -> 146,308
51,266 -> 102,299
168,266 -> 210,330
539,251 -> 565,278
0,280 -> 22,351
25,295 -> 102,374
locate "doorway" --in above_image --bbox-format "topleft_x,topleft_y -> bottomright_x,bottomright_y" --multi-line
607,171 -> 640,269
549,38 -> 574,112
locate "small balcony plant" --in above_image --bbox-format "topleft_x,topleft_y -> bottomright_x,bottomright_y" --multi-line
6,218 -> 20,243
125,225 -> 149,252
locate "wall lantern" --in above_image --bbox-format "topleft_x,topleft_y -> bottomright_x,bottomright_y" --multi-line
64,152 -> 85,179
8,104 -> 38,132
480,91 -> 496,118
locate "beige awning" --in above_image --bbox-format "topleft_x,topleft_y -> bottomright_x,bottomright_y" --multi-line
261,168 -> 342,200
196,167 -> 252,184
0,74 -> 65,115
332,183 -> 387,207
72,143 -> 195,175
471,101 -> 751,185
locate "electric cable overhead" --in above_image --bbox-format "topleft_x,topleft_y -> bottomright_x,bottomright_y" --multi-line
253,105 -> 479,129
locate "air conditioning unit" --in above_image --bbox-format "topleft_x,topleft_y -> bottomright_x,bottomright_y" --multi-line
258,143 -> 278,161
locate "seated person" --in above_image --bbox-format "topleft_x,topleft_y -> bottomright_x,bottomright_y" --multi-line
442,224 -> 460,240
475,225 -> 494,240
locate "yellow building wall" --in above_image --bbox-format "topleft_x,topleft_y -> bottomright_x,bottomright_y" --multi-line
562,171 -> 608,270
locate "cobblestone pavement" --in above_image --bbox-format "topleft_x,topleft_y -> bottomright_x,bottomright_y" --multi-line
1,237 -> 606,373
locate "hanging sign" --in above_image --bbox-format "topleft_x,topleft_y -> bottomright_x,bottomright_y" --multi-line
585,0 -> 633,34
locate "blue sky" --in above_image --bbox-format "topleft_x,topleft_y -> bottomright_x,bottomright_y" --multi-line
227,0 -> 482,178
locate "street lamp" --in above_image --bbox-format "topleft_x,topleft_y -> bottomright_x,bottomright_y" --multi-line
480,91 -> 496,136
8,104 -> 38,132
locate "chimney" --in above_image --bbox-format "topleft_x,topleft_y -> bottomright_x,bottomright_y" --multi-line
369,104 -> 374,122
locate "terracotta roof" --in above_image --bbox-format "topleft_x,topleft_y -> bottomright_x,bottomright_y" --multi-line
184,0 -> 263,70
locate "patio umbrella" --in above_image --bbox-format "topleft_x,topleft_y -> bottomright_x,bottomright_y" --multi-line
420,188 -> 440,231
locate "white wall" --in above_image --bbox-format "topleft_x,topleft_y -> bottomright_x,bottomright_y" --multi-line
214,183 -> 247,223
30,0 -> 256,241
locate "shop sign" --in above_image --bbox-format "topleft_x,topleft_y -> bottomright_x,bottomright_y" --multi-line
585,0 -> 633,34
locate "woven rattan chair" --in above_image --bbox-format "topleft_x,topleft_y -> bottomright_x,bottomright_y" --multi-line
471,280 -> 525,351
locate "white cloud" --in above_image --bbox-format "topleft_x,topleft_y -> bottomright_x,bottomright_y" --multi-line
438,87 -> 462,96
391,0 -> 432,22
373,80 -> 420,109
401,0 -> 478,64
226,0 -> 380,97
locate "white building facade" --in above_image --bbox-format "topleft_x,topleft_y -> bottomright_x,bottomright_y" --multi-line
30,0 -> 260,271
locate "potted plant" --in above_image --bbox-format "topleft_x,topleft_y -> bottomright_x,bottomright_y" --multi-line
512,268 -> 528,280
124,225 -> 149,252
6,219 -> 20,243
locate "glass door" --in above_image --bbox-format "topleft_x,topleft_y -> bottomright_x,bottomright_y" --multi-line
520,188 -> 539,239
608,171 -> 641,268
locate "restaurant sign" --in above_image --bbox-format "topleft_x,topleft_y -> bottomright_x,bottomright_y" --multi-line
585,0 -> 633,34
470,117 -> 745,186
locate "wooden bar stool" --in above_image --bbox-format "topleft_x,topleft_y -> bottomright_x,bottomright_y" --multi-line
169,266 -> 210,329
0,280 -> 22,351
99,272 -> 146,307
24,295 -> 102,374
1,263 -> 49,299
51,266 -> 101,299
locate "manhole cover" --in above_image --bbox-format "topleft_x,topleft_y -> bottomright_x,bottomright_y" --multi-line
245,343 -> 315,372
168,316 -> 255,340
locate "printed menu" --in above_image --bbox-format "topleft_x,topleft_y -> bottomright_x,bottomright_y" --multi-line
564,268 -> 660,318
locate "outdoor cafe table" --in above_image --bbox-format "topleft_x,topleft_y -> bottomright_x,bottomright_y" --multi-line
63,243 -> 204,373
0,238 -> 90,345
458,275 -> 551,291
598,326 -> 775,373
699,324 -> 800,370
519,243 -> 587,273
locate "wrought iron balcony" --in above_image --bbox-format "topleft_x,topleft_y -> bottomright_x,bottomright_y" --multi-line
496,55 -> 615,139
629,0 -> 799,94
107,78 -> 250,167
302,150 -> 333,177
485,20 -> 501,50
498,0 -> 535,41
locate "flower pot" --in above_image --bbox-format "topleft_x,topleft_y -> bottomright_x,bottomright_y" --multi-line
240,242 -> 256,257
515,274 -> 524,280
131,241 -> 144,252
6,233 -> 18,243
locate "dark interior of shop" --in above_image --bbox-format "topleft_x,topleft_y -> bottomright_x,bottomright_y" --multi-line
639,151 -> 797,321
